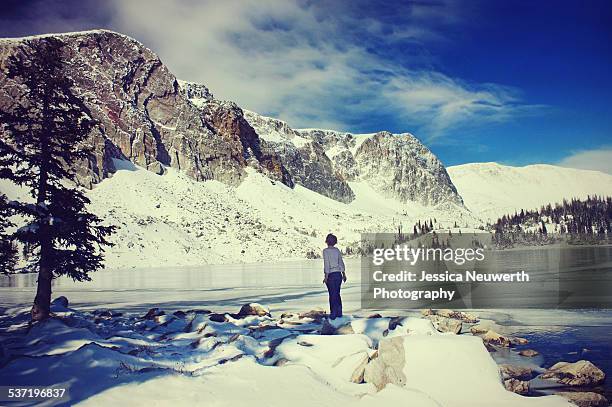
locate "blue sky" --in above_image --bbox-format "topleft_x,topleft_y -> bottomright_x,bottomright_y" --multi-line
1,0 -> 611,171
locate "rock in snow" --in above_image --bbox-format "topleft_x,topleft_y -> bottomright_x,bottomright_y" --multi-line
51,296 -> 69,308
504,378 -> 530,395
237,303 -> 271,318
363,336 -> 406,390
519,349 -> 539,357
540,360 -> 606,386
427,315 -> 462,334
500,364 -> 533,381
556,392 -> 608,407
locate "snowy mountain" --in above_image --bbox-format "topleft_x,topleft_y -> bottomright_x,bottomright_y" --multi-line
447,162 -> 612,221
245,111 -> 463,206
1,29 -> 610,267
0,29 -> 461,208
0,30 -> 292,189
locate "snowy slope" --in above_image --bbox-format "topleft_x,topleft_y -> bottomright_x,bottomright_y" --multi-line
80,160 -> 476,268
448,162 -> 612,221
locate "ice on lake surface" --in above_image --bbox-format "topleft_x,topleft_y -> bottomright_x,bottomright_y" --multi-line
1,256 -> 611,404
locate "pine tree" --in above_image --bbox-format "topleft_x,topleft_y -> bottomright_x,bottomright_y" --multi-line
0,194 -> 18,274
0,38 -> 115,320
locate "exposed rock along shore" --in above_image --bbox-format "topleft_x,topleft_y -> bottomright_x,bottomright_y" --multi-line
1,298 -> 607,407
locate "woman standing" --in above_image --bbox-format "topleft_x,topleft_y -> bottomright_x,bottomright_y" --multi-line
322,233 -> 347,319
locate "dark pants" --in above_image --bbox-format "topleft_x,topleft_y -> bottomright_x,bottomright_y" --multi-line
326,272 -> 343,319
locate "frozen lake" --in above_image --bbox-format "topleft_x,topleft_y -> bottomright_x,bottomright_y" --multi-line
0,259 -> 364,315
1,256 -> 611,399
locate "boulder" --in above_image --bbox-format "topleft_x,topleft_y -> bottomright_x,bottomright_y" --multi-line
511,337 -> 529,346
335,323 -> 355,335
519,349 -> 539,357
422,309 -> 478,323
237,303 -> 270,317
500,364 -> 533,381
51,296 -> 69,308
556,392 -> 608,407
320,319 -> 336,335
208,313 -> 228,323
274,358 -> 289,367
320,319 -> 355,335
388,316 -> 404,331
481,330 -> 511,347
147,160 -> 165,175
540,360 -> 605,386
367,313 -> 382,319
363,337 -> 406,391
504,378 -> 530,395
298,309 -> 327,321
470,324 -> 489,335
143,307 -> 165,320
350,353 -> 370,384
429,315 -> 462,334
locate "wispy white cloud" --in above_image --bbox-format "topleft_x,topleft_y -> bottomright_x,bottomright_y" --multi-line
558,147 -> 612,175
104,0 -> 534,141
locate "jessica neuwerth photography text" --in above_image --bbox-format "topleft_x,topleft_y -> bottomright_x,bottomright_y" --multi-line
361,233 -> 612,309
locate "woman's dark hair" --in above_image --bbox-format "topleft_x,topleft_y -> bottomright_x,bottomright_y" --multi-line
325,233 -> 337,246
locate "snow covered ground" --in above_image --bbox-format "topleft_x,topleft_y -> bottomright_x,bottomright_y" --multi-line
0,297 -> 577,407
3,262 -> 610,406
0,159 -> 479,269
3,158 -> 610,269
447,163 -> 612,221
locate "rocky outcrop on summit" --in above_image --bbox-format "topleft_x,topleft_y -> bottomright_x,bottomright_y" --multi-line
244,111 -> 354,203
352,132 -> 462,206
0,29 -> 461,207
246,111 -> 463,206
0,30 -> 291,188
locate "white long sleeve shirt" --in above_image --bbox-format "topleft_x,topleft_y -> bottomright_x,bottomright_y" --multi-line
323,247 -> 345,275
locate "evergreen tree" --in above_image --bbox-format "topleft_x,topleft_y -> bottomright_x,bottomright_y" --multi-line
0,38 -> 115,320
0,194 -> 18,274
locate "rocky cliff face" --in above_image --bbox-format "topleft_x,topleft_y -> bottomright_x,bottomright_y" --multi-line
0,30 -> 292,189
0,29 -> 460,208
352,132 -> 462,206
243,111 -> 354,203
246,112 -> 463,206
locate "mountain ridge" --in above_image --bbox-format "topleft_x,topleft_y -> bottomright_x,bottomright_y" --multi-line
0,29 -> 463,208
448,162 -> 612,221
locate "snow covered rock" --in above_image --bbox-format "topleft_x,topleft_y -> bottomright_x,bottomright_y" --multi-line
51,296 -> 69,308
298,309 -> 327,321
540,360 -> 606,386
320,318 -> 355,335
421,308 -> 479,323
427,315 -> 462,334
481,330 -> 512,347
556,392 -> 608,407
143,308 -> 165,320
210,313 -> 230,323
349,352 -> 370,384
504,378 -> 530,395
363,336 -> 406,390
500,364 -> 533,381
237,303 -> 270,318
